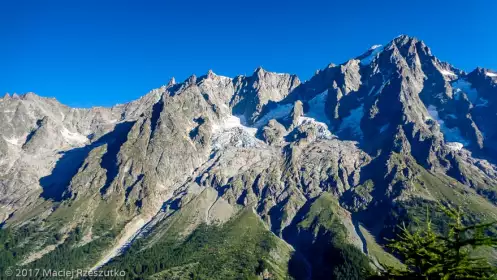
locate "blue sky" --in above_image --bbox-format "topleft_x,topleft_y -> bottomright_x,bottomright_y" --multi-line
1,0 -> 496,107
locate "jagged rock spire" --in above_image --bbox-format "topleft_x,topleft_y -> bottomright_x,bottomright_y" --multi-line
254,66 -> 265,77
2,35 -> 497,279
22,92 -> 38,100
167,77 -> 176,87
207,69 -> 215,79
291,100 -> 304,128
187,74 -> 197,85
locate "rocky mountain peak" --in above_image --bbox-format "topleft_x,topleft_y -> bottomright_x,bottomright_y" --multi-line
2,35 -> 497,277
20,92 -> 42,101
468,67 -> 497,80
207,69 -> 216,79
167,77 -> 176,86
187,74 -> 197,85
253,66 -> 265,77
392,34 -> 419,45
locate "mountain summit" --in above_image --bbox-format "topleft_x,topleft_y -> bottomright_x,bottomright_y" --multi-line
1,35 -> 496,279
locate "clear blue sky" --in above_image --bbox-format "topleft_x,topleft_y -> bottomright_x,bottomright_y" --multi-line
1,0 -> 496,107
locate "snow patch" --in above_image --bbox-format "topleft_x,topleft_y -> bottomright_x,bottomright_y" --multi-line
475,98 -> 489,107
442,126 -> 468,145
212,115 -> 257,136
278,90 -> 335,140
367,86 -> 376,96
452,79 -> 478,103
338,105 -> 364,139
60,128 -> 88,145
379,124 -> 390,133
3,136 -> 22,146
212,115 -> 260,150
426,105 -> 438,121
427,105 -> 470,146
297,117 -> 333,139
440,69 -> 457,77
485,72 -> 497,77
361,45 -> 384,65
306,90 -> 330,125
371,80 -> 389,96
446,142 -> 464,151
212,127 -> 261,150
253,103 -> 293,127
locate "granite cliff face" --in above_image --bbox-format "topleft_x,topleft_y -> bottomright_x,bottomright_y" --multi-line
1,35 -> 497,278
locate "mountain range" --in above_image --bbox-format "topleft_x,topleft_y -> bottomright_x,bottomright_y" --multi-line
1,35 -> 497,279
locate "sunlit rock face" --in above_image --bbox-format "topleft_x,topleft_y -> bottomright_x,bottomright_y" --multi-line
2,35 -> 497,273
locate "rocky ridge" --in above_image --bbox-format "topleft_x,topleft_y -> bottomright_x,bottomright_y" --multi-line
1,35 -> 497,277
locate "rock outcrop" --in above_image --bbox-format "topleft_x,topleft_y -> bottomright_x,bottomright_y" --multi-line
1,35 -> 497,275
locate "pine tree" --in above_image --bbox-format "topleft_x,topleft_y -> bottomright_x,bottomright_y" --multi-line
373,205 -> 497,280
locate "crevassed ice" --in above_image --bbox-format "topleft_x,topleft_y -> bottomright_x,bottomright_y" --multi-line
211,127 -> 260,150
211,115 -> 260,150
297,117 -> 333,140
212,115 -> 257,136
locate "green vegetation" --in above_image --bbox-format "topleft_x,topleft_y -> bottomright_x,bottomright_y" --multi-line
378,153 -> 497,240
0,224 -> 39,271
286,192 -> 374,280
297,193 -> 346,230
385,153 -> 497,225
0,195 -> 121,276
103,209 -> 291,279
359,225 -> 404,270
374,205 -> 497,279
4,198 -> 53,227
24,226 -> 115,272
0,225 -> 114,274
5,156 -> 495,280
0,221 -> 79,272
